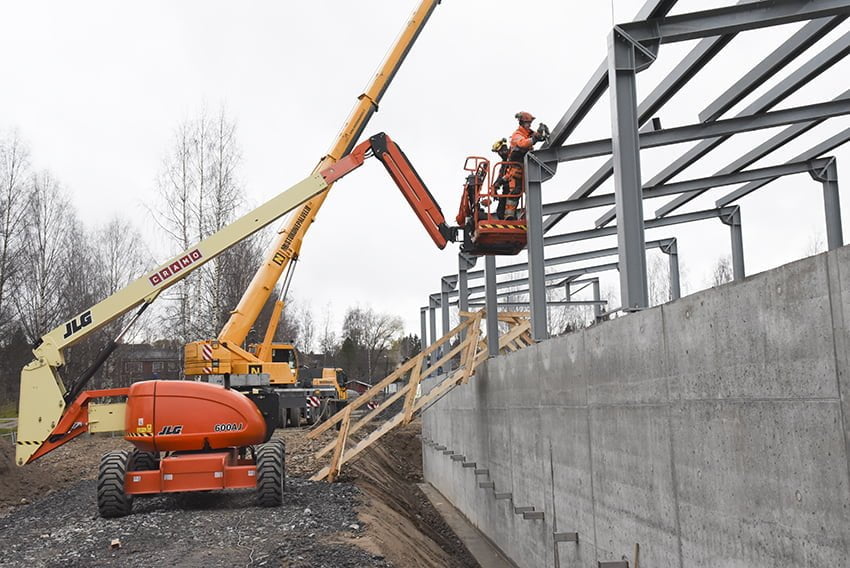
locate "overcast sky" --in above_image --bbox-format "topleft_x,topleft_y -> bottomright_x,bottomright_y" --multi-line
1,0 -> 848,337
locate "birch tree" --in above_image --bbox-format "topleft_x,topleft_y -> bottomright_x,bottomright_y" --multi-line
154,108 -> 246,341
14,171 -> 72,341
0,132 -> 30,337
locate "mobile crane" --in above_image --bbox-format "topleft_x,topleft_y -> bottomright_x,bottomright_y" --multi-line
180,0 -> 444,429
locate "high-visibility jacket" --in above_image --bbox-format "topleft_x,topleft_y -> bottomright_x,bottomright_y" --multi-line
506,125 -> 535,194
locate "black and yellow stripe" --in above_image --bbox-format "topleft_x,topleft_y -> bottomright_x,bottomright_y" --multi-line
479,223 -> 527,230
16,440 -> 42,446
126,432 -> 154,438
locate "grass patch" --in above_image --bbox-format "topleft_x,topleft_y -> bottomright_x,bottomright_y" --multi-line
0,402 -> 17,419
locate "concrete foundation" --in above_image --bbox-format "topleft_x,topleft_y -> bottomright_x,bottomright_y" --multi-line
421,246 -> 850,568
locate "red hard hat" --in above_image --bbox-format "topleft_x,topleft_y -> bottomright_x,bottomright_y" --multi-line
515,111 -> 535,123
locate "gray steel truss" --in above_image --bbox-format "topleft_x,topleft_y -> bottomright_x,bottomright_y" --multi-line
420,0 -> 850,349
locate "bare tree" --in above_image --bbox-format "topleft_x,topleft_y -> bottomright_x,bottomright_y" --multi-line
342,306 -> 403,382
318,303 -> 338,365
297,304 -> 316,354
647,252 -> 671,306
153,108 -> 244,341
0,131 -> 31,337
14,171 -> 72,342
711,256 -> 734,287
803,232 -> 825,257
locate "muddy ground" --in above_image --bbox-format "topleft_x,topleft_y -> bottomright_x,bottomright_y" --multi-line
0,421 -> 478,567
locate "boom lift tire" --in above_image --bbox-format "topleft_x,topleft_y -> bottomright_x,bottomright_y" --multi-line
97,450 -> 133,518
256,440 -> 286,507
129,449 -> 159,471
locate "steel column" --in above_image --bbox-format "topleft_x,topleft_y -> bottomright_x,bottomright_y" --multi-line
811,158 -> 844,249
419,307 -> 427,351
526,155 -> 550,340
722,207 -> 746,281
485,255 -> 499,357
592,279 -> 603,320
458,256 -> 470,313
440,277 -> 454,337
428,298 -> 437,348
609,29 -> 650,309
662,240 -> 682,300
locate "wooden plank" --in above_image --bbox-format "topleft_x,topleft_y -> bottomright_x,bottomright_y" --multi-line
309,317 -> 476,438
402,353 -> 424,424
458,316 -> 482,385
315,316 -> 533,482
315,382 -> 410,459
419,333 -> 473,378
311,412 -> 406,481
327,406 -> 352,482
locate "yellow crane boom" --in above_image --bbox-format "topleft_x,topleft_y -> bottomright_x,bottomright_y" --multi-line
217,0 -> 440,346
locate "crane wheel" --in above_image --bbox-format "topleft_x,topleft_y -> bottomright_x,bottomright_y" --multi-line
97,450 -> 133,518
129,449 -> 159,471
256,440 -> 286,507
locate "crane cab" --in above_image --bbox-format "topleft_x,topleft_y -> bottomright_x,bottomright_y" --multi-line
456,157 -> 527,256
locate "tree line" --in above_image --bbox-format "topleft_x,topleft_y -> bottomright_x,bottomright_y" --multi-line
0,114 -> 417,408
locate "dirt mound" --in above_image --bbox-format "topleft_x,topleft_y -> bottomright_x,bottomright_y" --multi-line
344,421 -> 479,568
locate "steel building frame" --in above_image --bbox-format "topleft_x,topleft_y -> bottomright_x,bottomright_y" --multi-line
422,0 -> 850,349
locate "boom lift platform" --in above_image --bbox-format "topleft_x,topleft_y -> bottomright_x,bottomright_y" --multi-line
455,156 -> 528,256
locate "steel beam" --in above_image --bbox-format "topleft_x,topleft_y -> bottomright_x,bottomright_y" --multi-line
700,16 -> 845,122
541,2 -> 761,233
646,30 -> 850,220
542,158 -> 833,216
546,0 -> 679,147
545,207 -> 737,247
810,158 -> 844,249
451,240 -> 676,296
536,98 -> 850,166
618,0 -> 850,45
717,128 -> 850,206
593,35 -> 850,227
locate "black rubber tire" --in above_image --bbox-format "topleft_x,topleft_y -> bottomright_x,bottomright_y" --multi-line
256,441 -> 285,507
129,449 -> 159,471
97,450 -> 133,518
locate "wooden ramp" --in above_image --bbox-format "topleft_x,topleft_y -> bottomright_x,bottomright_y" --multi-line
308,310 -> 533,482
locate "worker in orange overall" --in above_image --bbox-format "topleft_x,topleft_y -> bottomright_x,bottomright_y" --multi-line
503,111 -> 547,220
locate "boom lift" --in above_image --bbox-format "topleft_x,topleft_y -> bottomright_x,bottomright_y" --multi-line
15,0 -> 443,518
14,130 -> 454,517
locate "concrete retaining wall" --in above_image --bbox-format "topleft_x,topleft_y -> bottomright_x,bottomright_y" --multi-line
421,246 -> 850,568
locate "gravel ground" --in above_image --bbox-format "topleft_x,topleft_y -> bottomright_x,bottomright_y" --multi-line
0,476 -> 389,568
0,421 -> 476,568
